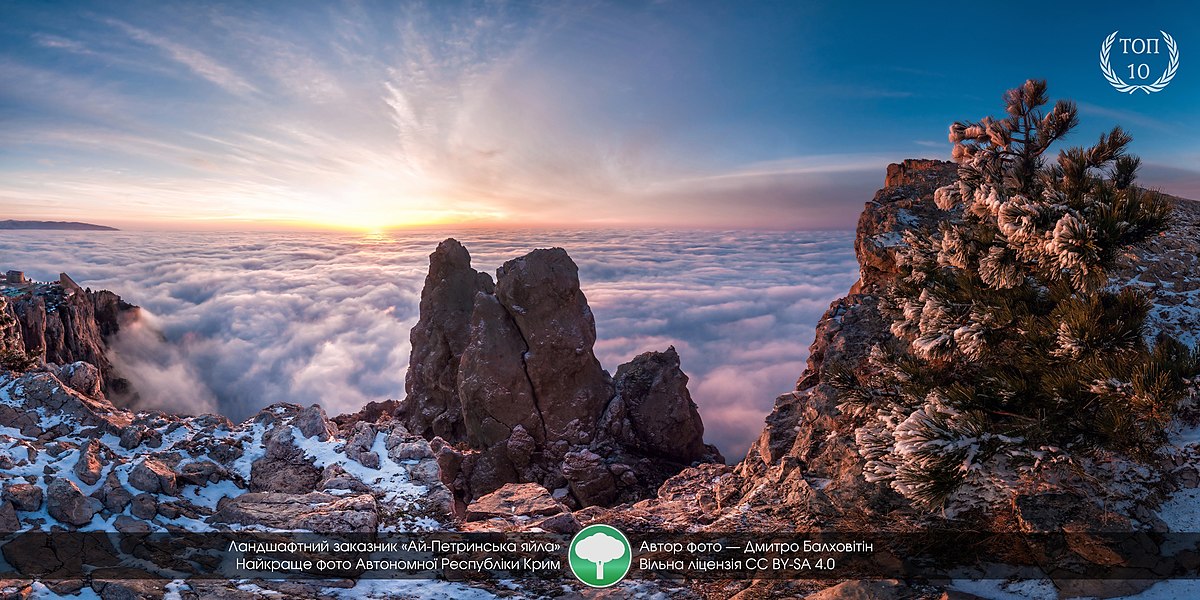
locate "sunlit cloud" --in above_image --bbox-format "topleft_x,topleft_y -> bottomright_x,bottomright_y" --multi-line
0,229 -> 858,460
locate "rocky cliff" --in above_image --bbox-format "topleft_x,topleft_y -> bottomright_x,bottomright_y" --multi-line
396,240 -> 723,510
0,272 -> 138,394
1,162 -> 1197,598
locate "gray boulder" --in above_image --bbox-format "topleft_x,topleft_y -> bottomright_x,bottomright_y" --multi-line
72,439 -> 104,486
3,483 -> 43,512
46,478 -> 101,526
129,458 -> 177,495
293,404 -> 336,441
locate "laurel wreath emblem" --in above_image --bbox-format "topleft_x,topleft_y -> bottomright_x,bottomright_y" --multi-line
1100,30 -> 1180,94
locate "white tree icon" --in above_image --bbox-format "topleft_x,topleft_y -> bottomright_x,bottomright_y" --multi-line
574,531 -> 626,580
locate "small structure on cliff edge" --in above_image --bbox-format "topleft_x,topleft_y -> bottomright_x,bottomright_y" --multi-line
0,271 -> 138,394
395,239 -> 724,511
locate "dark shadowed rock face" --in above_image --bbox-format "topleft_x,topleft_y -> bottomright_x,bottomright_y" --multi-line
494,248 -> 614,444
458,292 -> 541,448
398,240 -> 723,508
399,239 -> 495,441
602,347 -> 710,463
1,274 -> 138,394
734,163 -> 960,521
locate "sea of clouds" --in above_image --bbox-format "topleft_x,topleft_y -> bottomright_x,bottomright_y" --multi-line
0,229 -> 858,460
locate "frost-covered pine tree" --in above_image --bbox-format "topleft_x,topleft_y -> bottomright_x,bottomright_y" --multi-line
836,80 -> 1196,512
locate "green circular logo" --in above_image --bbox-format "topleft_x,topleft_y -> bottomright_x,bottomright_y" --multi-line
568,524 -> 632,588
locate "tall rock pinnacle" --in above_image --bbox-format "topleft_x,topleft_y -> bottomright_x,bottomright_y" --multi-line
398,239 -> 495,441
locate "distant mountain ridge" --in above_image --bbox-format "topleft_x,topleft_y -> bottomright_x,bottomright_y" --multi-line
0,219 -> 117,230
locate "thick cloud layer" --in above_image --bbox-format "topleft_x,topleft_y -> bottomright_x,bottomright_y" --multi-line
0,229 -> 858,460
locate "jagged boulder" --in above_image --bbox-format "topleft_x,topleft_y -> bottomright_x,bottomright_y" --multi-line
46,478 -> 100,526
399,239 -> 495,441
0,502 -> 19,531
129,458 -> 178,496
72,439 -> 104,486
561,449 -> 616,507
292,404 -> 336,441
249,426 -> 321,494
344,421 -> 381,469
94,472 -> 132,512
3,483 -> 43,512
602,347 -> 715,464
465,483 -> 566,522
130,493 -> 157,520
55,362 -> 102,398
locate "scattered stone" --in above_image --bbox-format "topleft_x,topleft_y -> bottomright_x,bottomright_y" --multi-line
0,501 -> 20,531
384,429 -> 436,460
319,465 -> 370,493
562,450 -> 616,507
344,421 -> 380,469
176,461 -> 226,486
95,473 -> 132,513
112,515 -> 152,534
529,511 -> 581,534
119,426 -> 143,450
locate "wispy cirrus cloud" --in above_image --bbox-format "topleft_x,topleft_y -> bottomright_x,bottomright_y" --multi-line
105,18 -> 260,96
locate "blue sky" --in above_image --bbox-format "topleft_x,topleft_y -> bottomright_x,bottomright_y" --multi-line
1,0 -> 1197,230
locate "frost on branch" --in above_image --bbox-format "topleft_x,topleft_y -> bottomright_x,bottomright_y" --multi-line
838,80 -> 1198,512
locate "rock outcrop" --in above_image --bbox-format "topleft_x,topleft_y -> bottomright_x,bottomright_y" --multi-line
0,272 -> 138,394
721,160 -> 971,524
398,239 -> 495,442
397,241 -> 722,509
